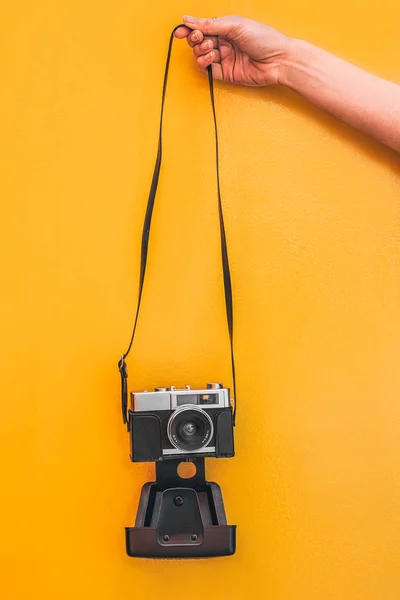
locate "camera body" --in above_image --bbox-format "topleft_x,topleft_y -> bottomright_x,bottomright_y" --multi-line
128,383 -> 234,462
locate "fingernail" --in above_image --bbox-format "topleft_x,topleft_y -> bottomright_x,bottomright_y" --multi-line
206,40 -> 212,48
192,31 -> 200,41
183,15 -> 197,22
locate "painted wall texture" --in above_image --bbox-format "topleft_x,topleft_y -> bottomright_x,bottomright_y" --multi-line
1,1 -> 399,599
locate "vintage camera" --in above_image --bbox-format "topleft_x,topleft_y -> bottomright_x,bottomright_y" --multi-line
128,383 -> 234,461
125,382 -> 236,558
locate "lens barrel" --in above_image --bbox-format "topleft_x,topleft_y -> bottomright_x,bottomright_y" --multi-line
167,406 -> 213,452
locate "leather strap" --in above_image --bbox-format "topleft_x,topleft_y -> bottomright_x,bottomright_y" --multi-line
118,24 -> 237,427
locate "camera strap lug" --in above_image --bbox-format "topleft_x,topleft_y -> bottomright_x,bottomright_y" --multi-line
118,355 -> 129,428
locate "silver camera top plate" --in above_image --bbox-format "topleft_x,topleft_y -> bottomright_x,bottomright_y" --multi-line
131,384 -> 230,412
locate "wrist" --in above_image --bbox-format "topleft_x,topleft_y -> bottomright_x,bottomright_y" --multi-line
278,38 -> 314,89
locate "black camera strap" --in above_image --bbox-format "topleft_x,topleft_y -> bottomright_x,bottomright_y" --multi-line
118,24 -> 236,428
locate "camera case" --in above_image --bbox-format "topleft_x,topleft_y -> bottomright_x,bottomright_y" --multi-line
125,457 -> 236,559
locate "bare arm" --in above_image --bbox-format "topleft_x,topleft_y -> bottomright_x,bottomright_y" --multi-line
176,16 -> 400,152
281,39 -> 400,152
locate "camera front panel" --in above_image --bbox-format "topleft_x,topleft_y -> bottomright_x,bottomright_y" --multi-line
129,407 -> 234,462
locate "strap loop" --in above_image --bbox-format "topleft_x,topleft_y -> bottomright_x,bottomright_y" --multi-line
119,24 -> 237,426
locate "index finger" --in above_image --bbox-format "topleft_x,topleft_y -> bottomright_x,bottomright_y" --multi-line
174,26 -> 191,38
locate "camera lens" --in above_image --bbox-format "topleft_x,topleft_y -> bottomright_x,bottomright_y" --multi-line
167,406 -> 213,452
183,422 -> 196,436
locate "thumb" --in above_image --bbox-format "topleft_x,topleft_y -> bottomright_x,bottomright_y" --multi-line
183,15 -> 235,36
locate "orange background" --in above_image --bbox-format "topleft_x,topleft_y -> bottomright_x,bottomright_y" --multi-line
1,1 -> 399,599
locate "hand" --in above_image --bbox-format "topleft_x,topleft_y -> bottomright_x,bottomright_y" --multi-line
175,15 -> 292,86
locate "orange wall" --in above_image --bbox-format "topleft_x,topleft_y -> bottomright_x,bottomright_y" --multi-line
1,1 -> 399,599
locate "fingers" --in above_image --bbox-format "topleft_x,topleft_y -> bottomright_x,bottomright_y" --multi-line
183,15 -> 238,36
174,28 -> 205,47
197,49 -> 221,70
186,29 -> 204,47
193,39 -> 215,57
179,29 -> 220,63
174,26 -> 191,39
175,20 -> 224,81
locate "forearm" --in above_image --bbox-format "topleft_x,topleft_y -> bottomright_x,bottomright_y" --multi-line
280,39 -> 400,152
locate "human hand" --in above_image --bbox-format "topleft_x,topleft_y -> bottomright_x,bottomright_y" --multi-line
175,15 -> 292,86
